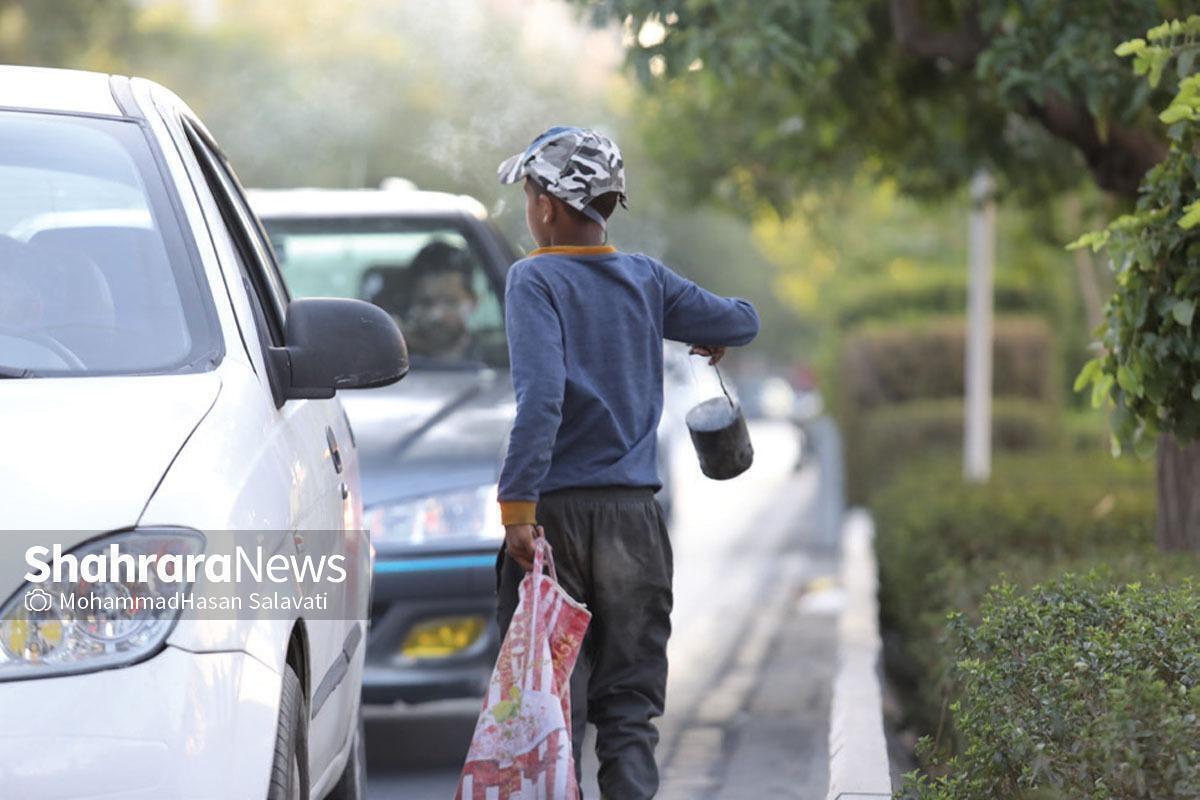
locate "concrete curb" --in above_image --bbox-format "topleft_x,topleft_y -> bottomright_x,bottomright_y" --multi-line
825,510 -> 892,800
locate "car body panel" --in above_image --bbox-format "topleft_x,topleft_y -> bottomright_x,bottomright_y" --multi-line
0,66 -> 120,116
343,368 -> 513,512
0,646 -> 280,799
0,371 -> 219,540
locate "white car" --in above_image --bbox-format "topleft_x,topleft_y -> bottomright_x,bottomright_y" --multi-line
0,66 -> 408,799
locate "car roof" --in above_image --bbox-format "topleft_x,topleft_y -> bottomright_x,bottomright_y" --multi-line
248,188 -> 491,221
0,65 -> 124,116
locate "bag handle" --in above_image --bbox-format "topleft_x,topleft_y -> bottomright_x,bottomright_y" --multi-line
522,537 -> 557,691
533,536 -> 558,583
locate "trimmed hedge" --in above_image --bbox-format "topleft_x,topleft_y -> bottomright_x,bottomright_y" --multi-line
901,576 -> 1200,800
839,315 -> 1058,411
838,315 -> 1060,503
874,453 -> 1159,738
849,398 -> 1056,500
835,272 -> 1046,329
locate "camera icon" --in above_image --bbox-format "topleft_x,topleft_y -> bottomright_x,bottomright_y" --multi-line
24,587 -> 53,614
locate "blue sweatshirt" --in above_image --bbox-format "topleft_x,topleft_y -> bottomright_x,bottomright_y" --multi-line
497,244 -> 760,525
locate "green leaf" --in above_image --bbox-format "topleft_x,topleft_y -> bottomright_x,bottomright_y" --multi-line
1074,358 -> 1102,393
1160,103 -> 1195,125
1172,298 -> 1196,326
1191,382 -> 1200,401
1117,364 -> 1144,398
1178,47 -> 1197,79
1178,200 -> 1200,230
1091,373 -> 1115,409
1115,39 -> 1146,58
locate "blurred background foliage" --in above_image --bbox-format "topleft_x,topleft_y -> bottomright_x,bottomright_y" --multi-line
0,0 -> 806,359
0,0 -> 1121,378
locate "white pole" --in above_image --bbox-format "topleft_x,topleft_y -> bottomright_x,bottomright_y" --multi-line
964,169 -> 995,483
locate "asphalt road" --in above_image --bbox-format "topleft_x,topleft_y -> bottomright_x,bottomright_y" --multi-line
365,419 -> 813,799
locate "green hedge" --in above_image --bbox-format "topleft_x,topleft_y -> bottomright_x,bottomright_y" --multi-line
901,576 -> 1200,800
839,316 -> 1058,411
837,315 -> 1060,503
849,398 -> 1056,500
874,453 -> 1160,738
835,273 -> 1046,329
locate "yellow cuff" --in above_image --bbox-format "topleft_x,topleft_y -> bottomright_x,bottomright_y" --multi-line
500,501 -> 537,526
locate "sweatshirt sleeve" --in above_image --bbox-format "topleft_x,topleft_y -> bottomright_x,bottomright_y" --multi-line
497,262 -> 566,524
658,261 -> 761,346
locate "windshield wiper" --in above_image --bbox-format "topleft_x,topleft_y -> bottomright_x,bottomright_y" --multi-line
0,366 -> 35,379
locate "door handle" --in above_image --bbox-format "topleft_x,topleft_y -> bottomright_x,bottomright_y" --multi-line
325,426 -> 343,474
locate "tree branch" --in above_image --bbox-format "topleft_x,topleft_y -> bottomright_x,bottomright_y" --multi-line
888,0 -> 986,69
888,0 -> 1166,197
1026,91 -> 1167,198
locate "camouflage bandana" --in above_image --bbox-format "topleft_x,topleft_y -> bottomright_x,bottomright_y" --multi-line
497,126 -> 628,227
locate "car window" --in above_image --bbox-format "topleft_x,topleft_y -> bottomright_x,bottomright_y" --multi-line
184,122 -> 287,347
262,216 -> 508,369
0,110 -> 221,376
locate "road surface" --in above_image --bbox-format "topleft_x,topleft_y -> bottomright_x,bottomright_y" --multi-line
366,419 -> 829,798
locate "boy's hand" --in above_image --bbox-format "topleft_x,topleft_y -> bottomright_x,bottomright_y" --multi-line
690,344 -> 727,365
504,524 -> 543,571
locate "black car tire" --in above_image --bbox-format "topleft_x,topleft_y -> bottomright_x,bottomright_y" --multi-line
326,708 -> 366,800
267,664 -> 309,800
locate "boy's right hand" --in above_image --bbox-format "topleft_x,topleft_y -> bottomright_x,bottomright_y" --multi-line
504,524 -> 543,571
690,344 -> 727,365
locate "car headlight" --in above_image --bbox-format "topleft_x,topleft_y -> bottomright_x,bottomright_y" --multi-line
0,529 -> 203,681
365,484 -> 501,545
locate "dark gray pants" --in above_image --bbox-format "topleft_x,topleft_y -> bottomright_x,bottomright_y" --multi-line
497,486 -> 674,800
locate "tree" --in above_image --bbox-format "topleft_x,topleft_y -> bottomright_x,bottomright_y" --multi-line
0,0 -> 135,70
1072,17 -> 1200,550
575,1 -> 1181,208
574,0 -> 1199,549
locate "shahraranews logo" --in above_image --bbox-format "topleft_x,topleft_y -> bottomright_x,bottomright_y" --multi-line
24,544 -> 347,585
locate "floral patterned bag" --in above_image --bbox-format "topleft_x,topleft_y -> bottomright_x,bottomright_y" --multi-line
456,538 -> 591,799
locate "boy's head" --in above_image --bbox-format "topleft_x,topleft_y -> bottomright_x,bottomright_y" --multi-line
497,126 -> 628,248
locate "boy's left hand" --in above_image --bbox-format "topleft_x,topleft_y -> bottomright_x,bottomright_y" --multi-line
504,523 -> 542,571
690,344 -> 727,365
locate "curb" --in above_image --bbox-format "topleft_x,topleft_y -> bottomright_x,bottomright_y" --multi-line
825,510 -> 892,800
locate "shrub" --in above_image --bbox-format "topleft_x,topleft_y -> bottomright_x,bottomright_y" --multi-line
874,453 -> 1158,736
900,576 -> 1200,800
839,315 -> 1058,411
849,398 -> 1056,500
835,272 -> 1045,329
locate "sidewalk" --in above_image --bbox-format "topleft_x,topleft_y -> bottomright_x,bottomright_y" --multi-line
571,425 -> 860,800
708,564 -> 840,799
657,465 -> 843,799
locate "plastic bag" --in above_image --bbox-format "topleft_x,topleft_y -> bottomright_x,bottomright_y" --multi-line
456,538 -> 591,799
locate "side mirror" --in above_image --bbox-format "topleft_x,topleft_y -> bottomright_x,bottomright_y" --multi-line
269,297 -> 408,405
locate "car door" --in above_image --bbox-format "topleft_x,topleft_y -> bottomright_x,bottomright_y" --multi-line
175,117 -> 365,786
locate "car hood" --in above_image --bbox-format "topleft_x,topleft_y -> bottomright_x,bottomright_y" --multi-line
0,373 -> 220,537
339,366 -> 515,506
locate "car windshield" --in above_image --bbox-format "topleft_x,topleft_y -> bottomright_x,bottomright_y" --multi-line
262,216 -> 507,369
0,111 -> 220,377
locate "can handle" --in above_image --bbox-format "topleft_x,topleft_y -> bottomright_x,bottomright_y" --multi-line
687,350 -> 736,411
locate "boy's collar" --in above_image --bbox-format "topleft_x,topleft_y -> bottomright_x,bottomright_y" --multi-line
529,245 -> 617,257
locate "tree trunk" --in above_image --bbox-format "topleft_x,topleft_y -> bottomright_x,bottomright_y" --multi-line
1063,196 -> 1106,333
1156,434 -> 1200,551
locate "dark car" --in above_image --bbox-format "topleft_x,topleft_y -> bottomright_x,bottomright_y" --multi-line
251,186 -> 678,709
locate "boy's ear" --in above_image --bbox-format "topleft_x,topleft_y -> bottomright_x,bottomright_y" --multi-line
538,192 -> 556,224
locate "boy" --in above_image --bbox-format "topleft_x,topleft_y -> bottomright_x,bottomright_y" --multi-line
495,126 -> 759,799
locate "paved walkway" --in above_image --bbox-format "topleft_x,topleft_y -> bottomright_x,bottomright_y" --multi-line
581,423 -> 842,799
